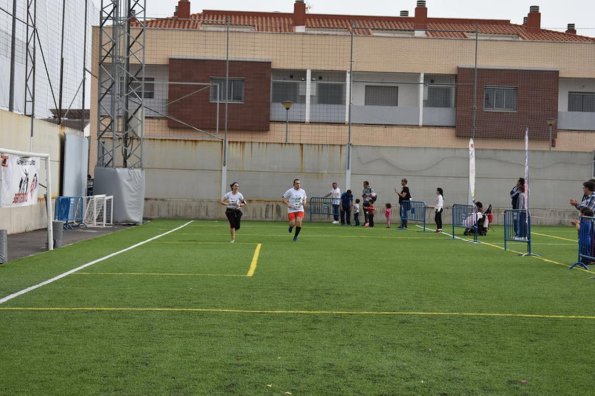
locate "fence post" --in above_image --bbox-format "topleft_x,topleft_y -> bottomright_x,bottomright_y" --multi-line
0,229 -> 7,263
52,221 -> 64,248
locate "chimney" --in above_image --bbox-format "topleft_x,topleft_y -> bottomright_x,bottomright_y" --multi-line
175,0 -> 191,19
526,5 -> 541,32
414,0 -> 427,34
566,23 -> 576,34
400,10 -> 409,17
293,0 -> 306,32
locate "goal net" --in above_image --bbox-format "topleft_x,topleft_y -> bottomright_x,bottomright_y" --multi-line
83,194 -> 114,227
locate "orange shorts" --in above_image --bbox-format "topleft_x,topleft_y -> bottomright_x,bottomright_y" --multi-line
288,211 -> 305,221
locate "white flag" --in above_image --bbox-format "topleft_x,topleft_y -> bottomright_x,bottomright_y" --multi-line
468,138 -> 475,205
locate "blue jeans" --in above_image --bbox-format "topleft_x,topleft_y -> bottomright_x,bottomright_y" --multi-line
400,201 -> 411,226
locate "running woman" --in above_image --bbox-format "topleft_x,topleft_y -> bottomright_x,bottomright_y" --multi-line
220,181 -> 246,243
282,178 -> 307,242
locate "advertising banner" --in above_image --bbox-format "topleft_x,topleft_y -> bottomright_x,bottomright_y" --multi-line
0,154 -> 40,207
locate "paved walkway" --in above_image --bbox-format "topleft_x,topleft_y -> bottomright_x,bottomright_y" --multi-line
4,225 -> 124,262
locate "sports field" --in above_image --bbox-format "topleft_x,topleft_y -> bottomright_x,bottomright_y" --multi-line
0,219 -> 593,394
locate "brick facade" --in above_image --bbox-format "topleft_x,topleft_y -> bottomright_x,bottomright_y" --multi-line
456,68 -> 559,140
168,59 -> 271,131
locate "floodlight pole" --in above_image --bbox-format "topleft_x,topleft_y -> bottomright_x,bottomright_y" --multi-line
282,100 -> 293,143
546,118 -> 556,151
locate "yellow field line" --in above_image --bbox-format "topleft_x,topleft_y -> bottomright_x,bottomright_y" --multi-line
75,272 -> 245,277
0,306 -> 593,320
247,243 -> 262,277
531,232 -> 577,242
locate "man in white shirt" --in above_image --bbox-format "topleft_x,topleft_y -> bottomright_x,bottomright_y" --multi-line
282,178 -> 307,242
324,182 -> 341,224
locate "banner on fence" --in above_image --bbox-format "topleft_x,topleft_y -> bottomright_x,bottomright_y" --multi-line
0,153 -> 40,207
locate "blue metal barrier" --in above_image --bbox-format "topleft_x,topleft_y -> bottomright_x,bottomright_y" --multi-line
451,204 -> 478,242
308,197 -> 334,222
569,216 -> 594,270
503,209 -> 532,254
54,196 -> 84,229
406,200 -> 427,231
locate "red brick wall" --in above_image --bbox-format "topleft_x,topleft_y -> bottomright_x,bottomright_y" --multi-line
456,68 -> 558,140
168,59 -> 271,131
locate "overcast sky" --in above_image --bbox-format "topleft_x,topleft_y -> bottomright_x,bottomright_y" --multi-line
127,0 -> 595,35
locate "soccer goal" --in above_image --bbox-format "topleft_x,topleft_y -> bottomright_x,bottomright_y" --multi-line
83,194 -> 113,227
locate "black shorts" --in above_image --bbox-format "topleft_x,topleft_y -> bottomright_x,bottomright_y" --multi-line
225,208 -> 243,230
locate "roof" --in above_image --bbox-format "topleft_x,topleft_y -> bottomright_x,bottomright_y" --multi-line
138,10 -> 595,43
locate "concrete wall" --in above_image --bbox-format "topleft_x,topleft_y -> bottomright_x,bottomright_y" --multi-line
143,138 -> 592,225
0,110 -> 63,234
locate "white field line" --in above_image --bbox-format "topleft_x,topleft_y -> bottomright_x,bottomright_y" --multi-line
0,221 -> 194,305
416,225 -> 594,274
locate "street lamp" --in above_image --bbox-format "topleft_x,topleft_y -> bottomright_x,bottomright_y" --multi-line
546,118 -> 556,151
281,100 -> 293,143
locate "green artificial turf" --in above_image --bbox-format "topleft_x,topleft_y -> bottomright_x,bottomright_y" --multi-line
0,219 -> 593,394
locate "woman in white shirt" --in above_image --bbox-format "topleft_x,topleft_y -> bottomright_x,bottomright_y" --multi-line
434,187 -> 444,232
220,182 -> 246,243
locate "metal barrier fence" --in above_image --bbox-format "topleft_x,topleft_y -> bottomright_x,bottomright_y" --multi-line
54,196 -> 84,229
451,204 -> 478,242
503,209 -> 532,254
405,200 -> 427,231
570,215 -> 594,270
308,197 -> 334,222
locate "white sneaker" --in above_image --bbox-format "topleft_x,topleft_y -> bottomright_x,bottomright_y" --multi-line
230,240 -> 235,243
332,221 -> 339,224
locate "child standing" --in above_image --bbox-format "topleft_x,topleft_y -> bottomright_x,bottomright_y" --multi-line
385,203 -> 392,228
434,187 -> 444,232
364,201 -> 375,227
353,199 -> 361,226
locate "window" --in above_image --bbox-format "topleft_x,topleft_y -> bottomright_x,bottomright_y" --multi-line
317,83 -> 344,105
425,86 -> 452,108
568,92 -> 595,112
484,86 -> 517,112
272,81 -> 300,103
210,78 -> 244,103
120,77 -> 155,99
365,85 -> 398,107
130,77 -> 155,99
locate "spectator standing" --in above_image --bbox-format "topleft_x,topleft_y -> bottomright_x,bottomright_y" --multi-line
395,178 -> 411,229
434,187 -> 444,233
340,189 -> 354,225
385,203 -> 392,228
362,181 -> 376,225
282,178 -> 307,242
353,199 -> 361,226
570,180 -> 595,213
510,177 -> 525,236
324,182 -> 341,224
364,201 -> 375,227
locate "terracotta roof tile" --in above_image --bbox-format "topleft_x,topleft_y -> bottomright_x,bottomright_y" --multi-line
137,10 -> 595,42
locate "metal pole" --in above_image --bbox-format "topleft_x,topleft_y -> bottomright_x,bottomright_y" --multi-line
8,0 -> 17,112
548,125 -> 552,151
472,29 -> 479,139
285,109 -> 289,143
81,0 -> 88,132
58,0 -> 66,124
346,24 -> 354,190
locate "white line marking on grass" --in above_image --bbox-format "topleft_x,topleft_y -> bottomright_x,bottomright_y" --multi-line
75,272 -> 245,277
0,221 -> 195,305
247,243 -> 262,277
532,232 -> 576,242
420,226 -> 594,275
1,307 -> 594,320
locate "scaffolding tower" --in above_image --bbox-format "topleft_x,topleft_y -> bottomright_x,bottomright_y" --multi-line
97,0 -> 146,169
